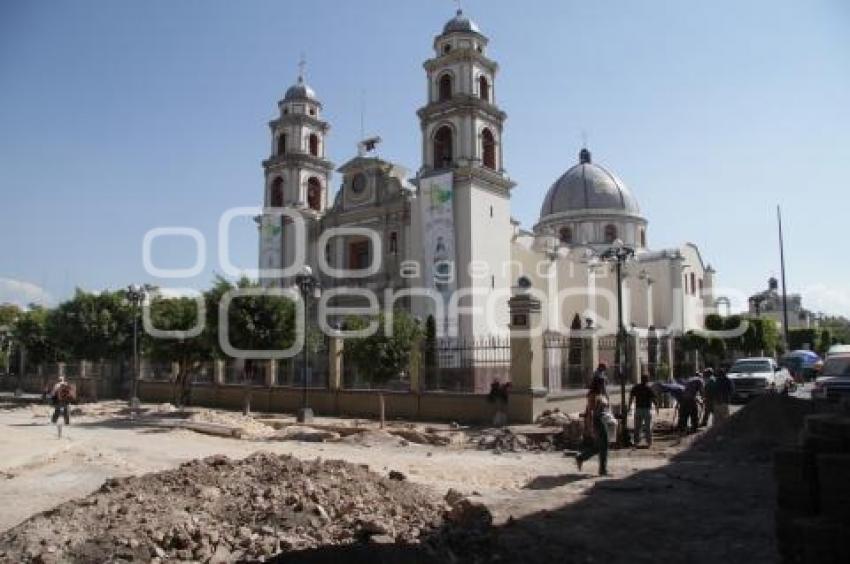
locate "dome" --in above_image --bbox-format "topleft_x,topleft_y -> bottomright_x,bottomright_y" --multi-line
283,76 -> 317,102
442,9 -> 480,34
539,149 -> 641,219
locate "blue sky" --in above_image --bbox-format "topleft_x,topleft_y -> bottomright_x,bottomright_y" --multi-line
1,0 -> 848,315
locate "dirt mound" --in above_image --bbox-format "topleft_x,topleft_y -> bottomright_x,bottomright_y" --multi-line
0,452 -> 452,563
694,394 -> 814,455
189,409 -> 277,439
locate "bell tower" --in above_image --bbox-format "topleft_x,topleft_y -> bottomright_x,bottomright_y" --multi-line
416,10 -> 515,337
259,60 -> 334,286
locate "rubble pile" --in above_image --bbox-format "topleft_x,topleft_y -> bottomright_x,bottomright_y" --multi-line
534,408 -> 573,427
476,428 -> 578,453
0,452 -> 470,563
189,409 -> 277,439
774,412 -> 850,562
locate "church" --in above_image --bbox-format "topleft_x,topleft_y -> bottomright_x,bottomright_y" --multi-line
257,9 -> 716,342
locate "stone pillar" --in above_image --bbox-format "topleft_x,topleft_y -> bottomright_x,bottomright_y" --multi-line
265,360 -> 276,387
214,360 -> 225,386
80,360 -> 88,379
328,335 -> 343,392
582,328 -> 599,384
57,362 -> 66,379
630,333 -> 641,383
507,293 -> 545,423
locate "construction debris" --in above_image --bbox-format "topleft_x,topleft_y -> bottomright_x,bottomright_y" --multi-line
0,452 -> 466,563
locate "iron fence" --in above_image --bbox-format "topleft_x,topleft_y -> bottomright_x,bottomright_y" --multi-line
543,333 -> 587,391
419,336 -> 511,393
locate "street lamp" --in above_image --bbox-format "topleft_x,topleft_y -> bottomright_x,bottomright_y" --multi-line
126,284 -> 147,407
294,266 -> 321,423
599,238 -> 635,447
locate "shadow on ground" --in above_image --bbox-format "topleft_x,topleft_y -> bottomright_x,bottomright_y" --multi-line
268,396 -> 812,564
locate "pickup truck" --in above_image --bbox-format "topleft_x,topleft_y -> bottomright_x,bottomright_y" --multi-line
813,353 -> 850,404
727,357 -> 795,401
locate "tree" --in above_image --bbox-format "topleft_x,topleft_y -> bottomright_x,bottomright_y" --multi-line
344,310 -> 421,426
46,289 -> 134,361
818,329 -> 832,356
0,303 -> 22,373
741,317 -> 780,356
204,276 -> 297,413
144,296 -> 213,406
788,328 -> 818,352
344,310 -> 421,384
12,307 -> 58,387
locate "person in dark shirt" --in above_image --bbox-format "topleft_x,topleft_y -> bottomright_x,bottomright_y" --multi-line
677,375 -> 704,433
629,375 -> 659,446
711,369 -> 735,423
700,368 -> 716,427
589,363 -> 610,401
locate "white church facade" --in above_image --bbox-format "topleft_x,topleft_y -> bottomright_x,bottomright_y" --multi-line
257,9 -> 716,341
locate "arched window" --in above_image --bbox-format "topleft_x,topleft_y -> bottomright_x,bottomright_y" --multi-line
269,177 -> 284,207
559,227 -> 573,244
690,273 -> 697,296
308,133 -> 319,157
640,229 -> 646,247
438,74 -> 452,102
277,134 -> 287,156
478,75 -> 490,101
481,128 -> 496,169
604,224 -> 618,243
307,177 -> 321,211
433,126 -> 453,168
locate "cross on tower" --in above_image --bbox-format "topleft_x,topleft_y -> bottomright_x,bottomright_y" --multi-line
297,53 -> 306,83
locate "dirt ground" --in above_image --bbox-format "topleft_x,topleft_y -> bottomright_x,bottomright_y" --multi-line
0,397 -> 803,563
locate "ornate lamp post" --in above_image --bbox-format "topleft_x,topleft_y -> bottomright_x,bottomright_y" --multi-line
295,266 -> 321,423
126,284 -> 146,407
599,238 -> 635,447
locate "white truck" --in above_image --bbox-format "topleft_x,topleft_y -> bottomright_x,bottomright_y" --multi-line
727,357 -> 795,401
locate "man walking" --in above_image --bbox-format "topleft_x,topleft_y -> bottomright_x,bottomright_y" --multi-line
575,378 -> 610,476
629,374 -> 660,446
712,368 -> 735,423
51,376 -> 73,426
590,363 -> 610,401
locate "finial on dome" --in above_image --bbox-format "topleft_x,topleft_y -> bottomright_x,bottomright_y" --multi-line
297,53 -> 306,84
579,148 -> 592,164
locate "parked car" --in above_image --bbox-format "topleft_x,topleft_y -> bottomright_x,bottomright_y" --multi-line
780,350 -> 822,382
813,353 -> 850,403
826,344 -> 850,359
727,357 -> 795,401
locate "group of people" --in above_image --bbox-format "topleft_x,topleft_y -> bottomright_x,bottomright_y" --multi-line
659,368 -> 735,434
574,363 -> 735,476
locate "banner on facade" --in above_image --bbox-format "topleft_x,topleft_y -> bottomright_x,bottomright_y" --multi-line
258,213 -> 283,284
419,171 -> 457,335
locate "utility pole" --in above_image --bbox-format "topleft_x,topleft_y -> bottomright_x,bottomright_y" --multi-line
777,206 -> 790,348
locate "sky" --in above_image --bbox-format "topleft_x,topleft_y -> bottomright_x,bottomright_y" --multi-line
0,0 -> 848,316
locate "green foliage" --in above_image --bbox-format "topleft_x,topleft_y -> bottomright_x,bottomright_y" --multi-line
12,306 -> 57,365
423,315 -> 437,370
0,303 -> 21,327
205,276 -> 297,356
788,328 -> 818,352
45,288 -> 136,360
344,310 -> 422,384
818,329 -> 832,356
741,317 -> 780,356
